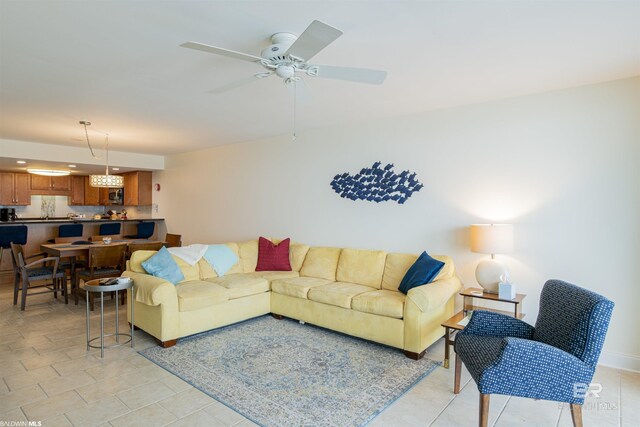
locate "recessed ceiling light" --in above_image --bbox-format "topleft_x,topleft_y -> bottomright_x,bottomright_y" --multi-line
68,164 -> 77,168
112,167 -> 120,171
16,160 -> 26,164
27,169 -> 71,177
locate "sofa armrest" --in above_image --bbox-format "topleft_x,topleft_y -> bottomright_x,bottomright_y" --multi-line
406,276 -> 462,313
122,271 -> 177,306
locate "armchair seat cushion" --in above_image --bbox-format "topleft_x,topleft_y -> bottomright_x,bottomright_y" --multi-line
176,281 -> 230,312
307,282 -> 375,309
271,277 -> 332,299
351,289 -> 405,319
207,274 -> 269,299
26,267 -> 65,280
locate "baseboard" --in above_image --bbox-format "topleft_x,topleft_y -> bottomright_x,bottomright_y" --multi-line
598,350 -> 640,372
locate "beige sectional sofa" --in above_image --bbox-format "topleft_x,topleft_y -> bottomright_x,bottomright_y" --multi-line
124,239 -> 462,359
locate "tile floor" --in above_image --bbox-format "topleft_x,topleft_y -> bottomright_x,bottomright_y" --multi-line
0,283 -> 637,427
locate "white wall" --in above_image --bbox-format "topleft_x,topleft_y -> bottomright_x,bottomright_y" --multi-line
154,77 -> 640,370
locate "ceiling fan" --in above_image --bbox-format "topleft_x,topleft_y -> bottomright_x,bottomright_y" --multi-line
181,20 -> 388,94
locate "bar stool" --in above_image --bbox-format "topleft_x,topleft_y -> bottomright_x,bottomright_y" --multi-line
99,223 -> 121,236
85,277 -> 134,358
48,223 -> 84,243
0,225 -> 28,286
124,222 -> 155,239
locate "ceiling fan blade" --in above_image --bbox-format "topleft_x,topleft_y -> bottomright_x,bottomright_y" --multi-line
285,79 -> 312,104
207,73 -> 271,94
310,65 -> 387,85
284,20 -> 343,61
181,41 -> 262,63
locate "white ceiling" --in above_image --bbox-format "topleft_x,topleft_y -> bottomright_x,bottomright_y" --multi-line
1,0 -> 639,156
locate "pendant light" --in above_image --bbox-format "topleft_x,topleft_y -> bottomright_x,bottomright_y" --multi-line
80,121 -> 124,188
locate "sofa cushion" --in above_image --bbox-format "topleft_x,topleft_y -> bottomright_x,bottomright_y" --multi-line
172,254 -> 201,282
290,243 -> 310,272
198,257 -> 218,280
176,280 -> 229,312
336,248 -> 386,288
398,251 -> 445,294
299,247 -> 342,280
207,274 -> 269,299
203,244 -> 238,276
141,247 -> 184,285
224,243 -> 243,275
271,277 -> 332,299
249,271 -> 300,282
256,237 -> 291,271
382,253 -> 454,291
238,239 -> 259,273
267,238 -> 310,272
351,290 -> 406,319
130,250 -> 157,273
307,282 -> 376,309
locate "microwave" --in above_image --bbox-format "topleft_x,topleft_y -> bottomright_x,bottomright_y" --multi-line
108,188 -> 124,205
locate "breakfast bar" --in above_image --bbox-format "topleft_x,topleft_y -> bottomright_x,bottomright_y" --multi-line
0,218 -> 166,273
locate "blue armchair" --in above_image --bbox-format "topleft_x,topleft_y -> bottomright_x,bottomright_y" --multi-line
454,280 -> 614,427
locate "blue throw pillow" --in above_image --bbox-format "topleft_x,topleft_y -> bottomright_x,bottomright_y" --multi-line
203,244 -> 238,276
141,246 -> 184,285
398,251 -> 445,294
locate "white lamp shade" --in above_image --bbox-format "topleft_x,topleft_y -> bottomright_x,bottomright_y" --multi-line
470,224 -> 514,255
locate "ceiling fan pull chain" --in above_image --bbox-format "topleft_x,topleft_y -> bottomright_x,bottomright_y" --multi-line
292,81 -> 297,141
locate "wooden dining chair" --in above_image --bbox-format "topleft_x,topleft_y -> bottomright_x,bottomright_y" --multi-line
164,233 -> 182,248
54,237 -> 90,283
126,241 -> 164,260
74,243 -> 127,310
10,242 -> 66,311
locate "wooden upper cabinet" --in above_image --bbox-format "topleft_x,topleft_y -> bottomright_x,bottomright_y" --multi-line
51,175 -> 71,191
69,175 -> 85,205
84,177 -> 100,206
30,174 -> 71,194
0,173 -> 14,205
14,173 -> 30,205
0,172 -> 31,205
99,187 -> 110,206
123,171 -> 152,206
30,174 -> 51,191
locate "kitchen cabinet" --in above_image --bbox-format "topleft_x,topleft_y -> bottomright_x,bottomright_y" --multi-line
84,177 -> 100,205
123,171 -> 152,206
30,174 -> 71,194
0,172 -> 31,205
69,175 -> 85,205
99,188 -> 110,206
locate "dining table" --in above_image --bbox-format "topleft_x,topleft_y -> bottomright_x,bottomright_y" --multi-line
40,239 -> 162,282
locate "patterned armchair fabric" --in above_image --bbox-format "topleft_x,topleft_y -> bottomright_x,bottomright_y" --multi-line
455,280 -> 614,405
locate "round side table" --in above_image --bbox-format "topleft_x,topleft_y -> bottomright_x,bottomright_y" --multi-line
84,277 -> 134,358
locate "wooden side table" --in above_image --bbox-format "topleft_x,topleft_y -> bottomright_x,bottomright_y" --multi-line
441,287 -> 526,368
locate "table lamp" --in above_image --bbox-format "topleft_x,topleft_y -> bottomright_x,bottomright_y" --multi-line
470,224 -> 514,293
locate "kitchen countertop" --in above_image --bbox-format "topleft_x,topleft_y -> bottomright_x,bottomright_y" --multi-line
0,218 -> 164,225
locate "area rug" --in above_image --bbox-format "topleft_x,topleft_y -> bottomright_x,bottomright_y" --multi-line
140,315 -> 440,427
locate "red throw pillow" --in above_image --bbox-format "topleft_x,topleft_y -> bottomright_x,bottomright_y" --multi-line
255,237 -> 292,271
